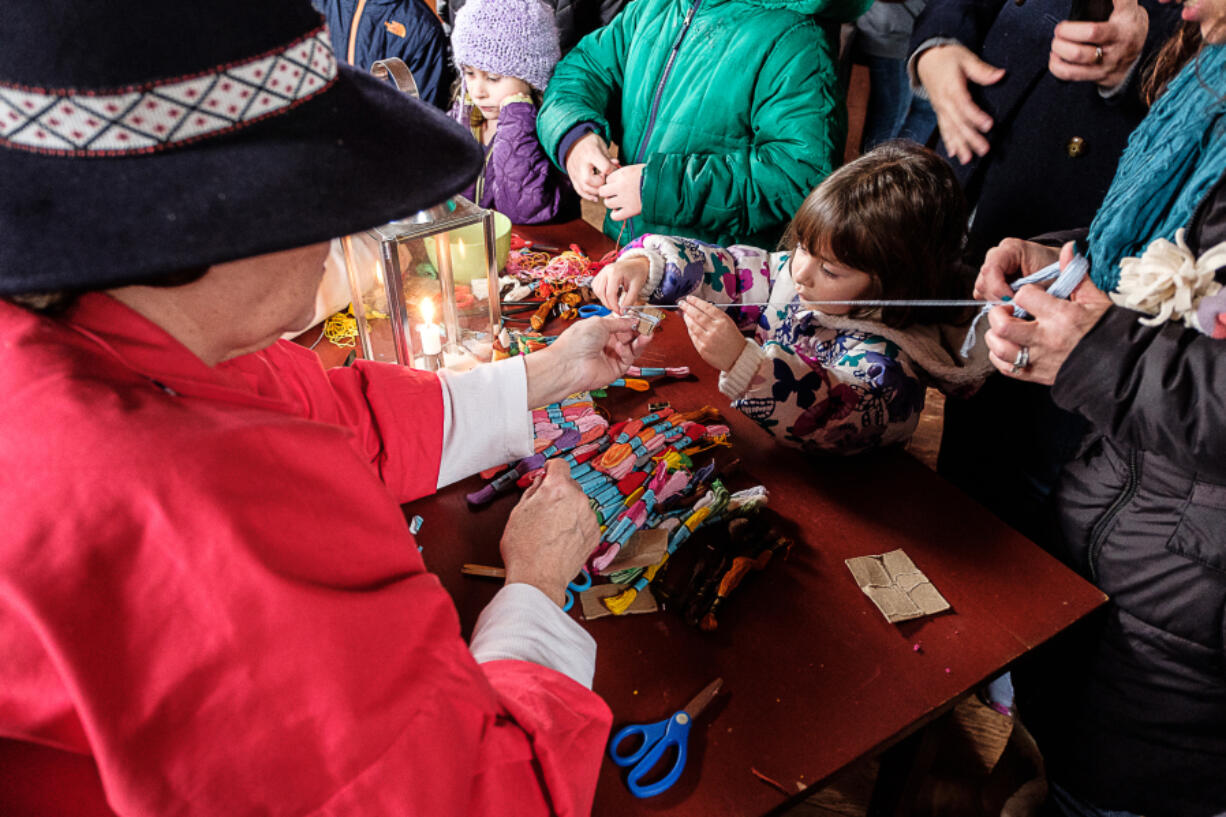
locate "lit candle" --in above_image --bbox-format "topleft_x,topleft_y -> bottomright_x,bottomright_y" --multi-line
417,298 -> 443,356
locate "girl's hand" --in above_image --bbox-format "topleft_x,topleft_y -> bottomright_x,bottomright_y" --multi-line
564,132 -> 616,202
599,164 -> 645,222
975,238 -> 1061,301
591,255 -> 650,314
679,296 -> 745,372
984,243 -> 1112,385
915,43 -> 1005,165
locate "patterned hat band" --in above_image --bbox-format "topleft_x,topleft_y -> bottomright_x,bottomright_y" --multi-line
0,27 -> 337,157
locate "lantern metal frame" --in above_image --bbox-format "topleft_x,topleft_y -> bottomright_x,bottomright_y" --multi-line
342,196 -> 503,368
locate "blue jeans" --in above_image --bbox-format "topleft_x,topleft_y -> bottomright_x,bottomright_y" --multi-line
860,55 -> 937,152
1042,781 -> 1144,817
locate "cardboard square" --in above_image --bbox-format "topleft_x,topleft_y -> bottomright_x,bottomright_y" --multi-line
845,549 -> 950,623
580,583 -> 658,619
600,529 -> 669,574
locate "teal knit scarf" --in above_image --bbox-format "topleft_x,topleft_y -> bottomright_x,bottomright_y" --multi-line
1087,43 -> 1226,290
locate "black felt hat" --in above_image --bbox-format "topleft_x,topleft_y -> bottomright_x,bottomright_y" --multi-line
0,0 -> 482,294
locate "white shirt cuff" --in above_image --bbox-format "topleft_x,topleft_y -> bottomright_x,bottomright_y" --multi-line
436,356 -> 535,489
718,338 -> 767,399
469,583 -> 598,689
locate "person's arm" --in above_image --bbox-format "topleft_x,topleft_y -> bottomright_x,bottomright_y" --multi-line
908,0 -> 1004,59
722,331 -> 926,455
1052,307 -> 1226,480
609,234 -> 777,308
537,4 -> 636,167
641,23 -> 839,242
404,18 -> 456,111
487,99 -> 575,224
304,317 -> 645,498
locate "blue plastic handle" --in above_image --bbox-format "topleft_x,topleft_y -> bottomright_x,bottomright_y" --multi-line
608,713 -> 691,798
579,304 -> 611,318
561,569 -> 592,612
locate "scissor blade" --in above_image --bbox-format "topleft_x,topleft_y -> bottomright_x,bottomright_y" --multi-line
682,678 -> 723,721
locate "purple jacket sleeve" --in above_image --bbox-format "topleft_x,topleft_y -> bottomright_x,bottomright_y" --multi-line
486,101 -> 578,224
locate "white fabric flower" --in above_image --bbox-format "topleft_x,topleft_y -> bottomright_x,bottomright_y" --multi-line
1111,229 -> 1226,330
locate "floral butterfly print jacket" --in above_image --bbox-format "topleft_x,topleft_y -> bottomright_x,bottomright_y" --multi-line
621,234 -> 926,455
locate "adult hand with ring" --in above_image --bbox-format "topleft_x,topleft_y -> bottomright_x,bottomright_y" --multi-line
985,244 -> 1112,385
1010,345 -> 1031,374
1048,0 -> 1148,89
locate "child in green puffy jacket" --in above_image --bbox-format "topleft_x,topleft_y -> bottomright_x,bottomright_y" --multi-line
591,143 -> 994,455
537,0 -> 870,250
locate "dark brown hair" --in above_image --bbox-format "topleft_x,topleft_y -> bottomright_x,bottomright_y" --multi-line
1141,22 -> 1204,106
782,141 -> 971,329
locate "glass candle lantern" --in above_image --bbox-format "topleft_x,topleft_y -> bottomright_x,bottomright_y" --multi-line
342,196 -> 504,371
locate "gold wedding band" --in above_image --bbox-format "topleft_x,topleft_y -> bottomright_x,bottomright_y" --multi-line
1094,45 -> 1104,65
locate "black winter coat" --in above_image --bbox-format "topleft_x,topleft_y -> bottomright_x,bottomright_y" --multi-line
1015,171 -> 1226,817
910,0 -> 1181,262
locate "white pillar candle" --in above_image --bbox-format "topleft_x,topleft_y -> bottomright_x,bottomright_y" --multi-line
417,298 -> 443,356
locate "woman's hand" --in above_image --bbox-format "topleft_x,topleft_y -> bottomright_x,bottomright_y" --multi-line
523,314 -> 651,407
590,255 -> 650,314
501,459 -> 600,606
679,296 -> 745,372
564,132 -> 616,202
915,43 -> 1006,165
1049,0 -> 1148,89
599,164 -> 645,222
975,238 -> 1062,301
984,243 -> 1112,385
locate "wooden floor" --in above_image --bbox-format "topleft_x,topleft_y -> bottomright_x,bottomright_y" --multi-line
579,62 -> 1048,817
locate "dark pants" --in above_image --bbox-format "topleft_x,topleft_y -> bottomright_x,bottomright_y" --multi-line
937,375 -> 1088,549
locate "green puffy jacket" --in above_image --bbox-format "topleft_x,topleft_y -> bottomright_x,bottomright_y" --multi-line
538,0 -> 870,248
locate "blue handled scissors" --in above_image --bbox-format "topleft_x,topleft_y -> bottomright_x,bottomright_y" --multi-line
561,568 -> 592,612
578,303 -> 611,318
608,678 -> 723,798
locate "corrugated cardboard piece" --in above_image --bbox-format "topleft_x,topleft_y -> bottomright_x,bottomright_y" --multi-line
845,549 -> 950,623
580,583 -> 658,619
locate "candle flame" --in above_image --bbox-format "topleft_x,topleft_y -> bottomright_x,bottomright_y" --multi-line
420,297 -> 435,324
457,238 -> 467,258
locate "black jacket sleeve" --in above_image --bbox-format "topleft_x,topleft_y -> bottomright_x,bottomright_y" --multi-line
909,0 -> 1007,57
1053,307 -> 1226,480
1052,170 -> 1226,479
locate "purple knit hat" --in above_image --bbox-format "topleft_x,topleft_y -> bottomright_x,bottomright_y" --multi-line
451,0 -> 560,92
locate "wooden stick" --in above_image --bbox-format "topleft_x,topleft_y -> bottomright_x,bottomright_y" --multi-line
461,564 -> 506,579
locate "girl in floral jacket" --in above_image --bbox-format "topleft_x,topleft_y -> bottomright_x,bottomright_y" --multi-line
449,0 -> 578,224
592,143 -> 993,455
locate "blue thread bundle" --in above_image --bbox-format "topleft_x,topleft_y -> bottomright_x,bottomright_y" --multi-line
960,254 -> 1089,358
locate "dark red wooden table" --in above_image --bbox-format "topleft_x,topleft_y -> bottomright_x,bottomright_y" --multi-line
404,221 -> 1107,816
0,219 -> 1105,816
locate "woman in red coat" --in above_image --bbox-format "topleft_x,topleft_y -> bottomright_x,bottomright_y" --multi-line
0,1 -> 646,814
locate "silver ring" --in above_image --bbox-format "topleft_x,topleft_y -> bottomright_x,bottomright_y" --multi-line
1012,345 -> 1030,370
1094,45 -> 1104,65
